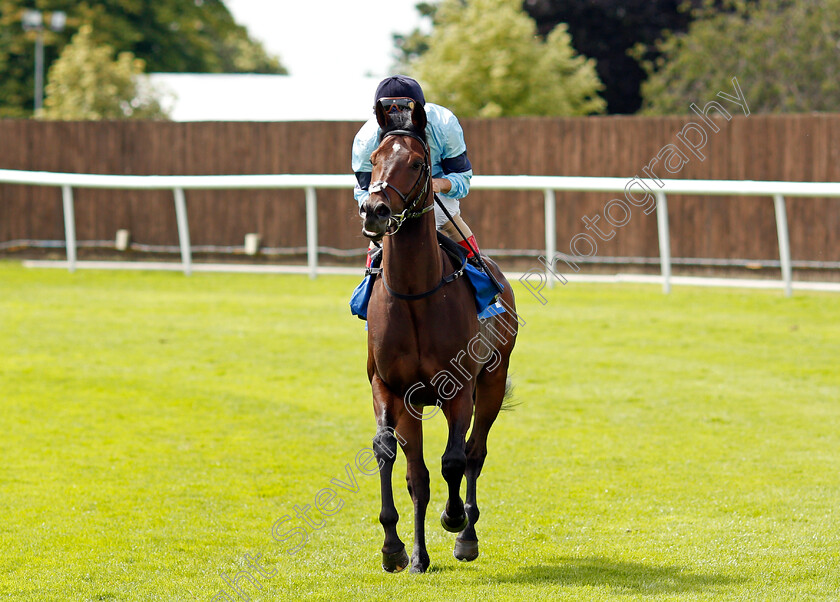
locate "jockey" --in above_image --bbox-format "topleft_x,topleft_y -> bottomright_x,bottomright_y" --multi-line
352,75 -> 482,267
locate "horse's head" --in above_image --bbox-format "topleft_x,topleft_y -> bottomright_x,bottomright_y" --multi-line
360,100 -> 430,241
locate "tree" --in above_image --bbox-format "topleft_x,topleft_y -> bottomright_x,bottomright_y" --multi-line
392,2 -> 437,67
71,0 -> 284,74
522,0 -> 703,114
638,0 -> 840,114
40,25 -> 167,120
0,0 -> 286,117
395,1 -> 708,115
409,0 -> 605,117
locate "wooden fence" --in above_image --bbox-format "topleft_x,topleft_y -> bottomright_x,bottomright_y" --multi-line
1,115 -> 839,263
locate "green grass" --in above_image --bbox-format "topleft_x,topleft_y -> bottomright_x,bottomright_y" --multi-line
1,261 -> 839,601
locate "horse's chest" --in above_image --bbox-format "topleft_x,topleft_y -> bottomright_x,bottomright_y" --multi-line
370,314 -> 478,391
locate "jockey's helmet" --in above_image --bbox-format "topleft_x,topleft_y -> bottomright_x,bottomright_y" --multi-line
374,75 -> 425,112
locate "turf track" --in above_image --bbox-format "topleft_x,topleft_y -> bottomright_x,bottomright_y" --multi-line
1,262 -> 839,601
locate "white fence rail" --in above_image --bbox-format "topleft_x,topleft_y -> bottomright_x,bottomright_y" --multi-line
3,168 -> 840,296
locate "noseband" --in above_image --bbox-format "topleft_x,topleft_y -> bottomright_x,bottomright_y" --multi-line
368,129 -> 433,236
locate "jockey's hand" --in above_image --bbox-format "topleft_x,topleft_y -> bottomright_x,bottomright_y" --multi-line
432,178 -> 452,194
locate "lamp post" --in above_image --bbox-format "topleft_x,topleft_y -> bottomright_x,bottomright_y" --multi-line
22,9 -> 66,113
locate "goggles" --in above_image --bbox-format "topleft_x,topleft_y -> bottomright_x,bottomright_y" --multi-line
378,97 -> 416,114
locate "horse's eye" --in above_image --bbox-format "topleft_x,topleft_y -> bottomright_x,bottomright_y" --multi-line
411,161 -> 423,170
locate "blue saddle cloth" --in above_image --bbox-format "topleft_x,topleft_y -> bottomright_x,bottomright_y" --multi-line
349,273 -> 376,320
349,238 -> 504,321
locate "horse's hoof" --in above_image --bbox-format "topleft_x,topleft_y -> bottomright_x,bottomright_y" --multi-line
440,509 -> 469,533
382,547 -> 410,573
454,539 -> 479,562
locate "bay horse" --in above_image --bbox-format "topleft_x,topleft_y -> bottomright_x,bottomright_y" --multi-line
359,100 -> 518,573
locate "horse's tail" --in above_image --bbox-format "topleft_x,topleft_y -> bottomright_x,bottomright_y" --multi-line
500,376 -> 519,412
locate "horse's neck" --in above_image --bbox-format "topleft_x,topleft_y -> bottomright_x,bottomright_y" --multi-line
382,205 -> 441,296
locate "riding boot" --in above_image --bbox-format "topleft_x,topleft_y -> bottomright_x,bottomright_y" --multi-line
365,242 -> 374,268
457,235 -> 482,268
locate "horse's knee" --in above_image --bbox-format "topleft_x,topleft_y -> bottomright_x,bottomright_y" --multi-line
406,463 -> 430,486
466,438 -> 487,461
406,466 -> 430,505
407,482 -> 431,507
466,450 -> 487,476
441,453 -> 466,483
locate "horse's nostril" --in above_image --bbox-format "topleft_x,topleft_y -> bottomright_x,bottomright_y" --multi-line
375,204 -> 391,219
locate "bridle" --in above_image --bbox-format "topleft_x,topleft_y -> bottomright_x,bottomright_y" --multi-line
366,128 -> 467,301
368,129 -> 433,237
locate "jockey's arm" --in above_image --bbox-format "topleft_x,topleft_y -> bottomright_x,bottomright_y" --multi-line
434,108 -> 472,199
351,121 -> 379,207
433,178 -> 452,194
354,173 -> 371,207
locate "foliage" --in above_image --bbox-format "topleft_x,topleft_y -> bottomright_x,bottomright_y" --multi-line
2,262 -> 839,598
39,25 -> 167,120
637,0 -> 840,114
410,0 -> 605,117
70,0 -> 284,74
0,0 -> 285,117
392,1 -> 438,67
522,0 -> 707,114
396,0 -> 707,115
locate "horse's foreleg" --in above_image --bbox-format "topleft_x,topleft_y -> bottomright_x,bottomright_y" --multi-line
371,377 -> 408,572
440,389 -> 473,534
397,412 -> 430,573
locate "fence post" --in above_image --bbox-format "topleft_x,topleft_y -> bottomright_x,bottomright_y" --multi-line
61,185 -> 76,273
173,188 -> 192,276
544,189 -> 557,288
773,194 -> 793,297
306,187 -> 318,279
655,191 -> 672,294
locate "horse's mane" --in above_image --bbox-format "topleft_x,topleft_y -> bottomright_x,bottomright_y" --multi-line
379,110 -> 427,143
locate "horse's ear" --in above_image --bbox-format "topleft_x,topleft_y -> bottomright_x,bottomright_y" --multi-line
411,101 -> 427,132
375,102 -> 390,129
